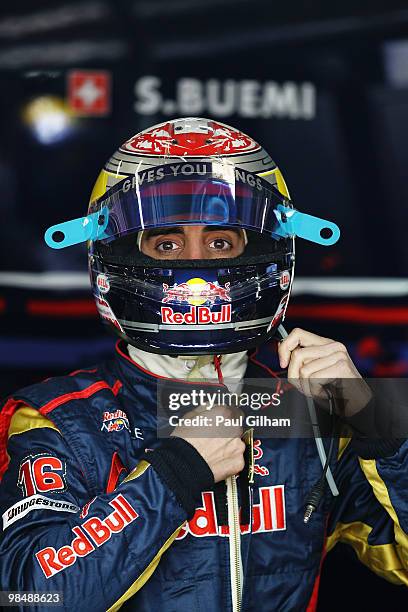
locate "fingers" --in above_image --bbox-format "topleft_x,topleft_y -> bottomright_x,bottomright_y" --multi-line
279,325 -> 368,414
215,437 -> 246,480
294,350 -> 348,379
278,328 -> 332,369
286,342 -> 345,379
280,330 -> 351,399
180,431 -> 246,483
296,353 -> 347,398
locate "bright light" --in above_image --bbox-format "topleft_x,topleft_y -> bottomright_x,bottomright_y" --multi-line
23,96 -> 74,145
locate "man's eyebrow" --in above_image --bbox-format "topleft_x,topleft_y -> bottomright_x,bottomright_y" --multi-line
143,226 -> 242,239
202,226 -> 241,235
143,227 -> 184,239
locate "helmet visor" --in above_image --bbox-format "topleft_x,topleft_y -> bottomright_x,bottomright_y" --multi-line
89,161 -> 289,243
44,161 -> 340,249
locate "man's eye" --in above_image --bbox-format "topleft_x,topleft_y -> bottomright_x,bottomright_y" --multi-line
209,239 -> 232,250
156,240 -> 179,252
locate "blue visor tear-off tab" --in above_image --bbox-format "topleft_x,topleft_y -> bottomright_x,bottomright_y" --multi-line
44,207 -> 109,249
273,205 -> 340,246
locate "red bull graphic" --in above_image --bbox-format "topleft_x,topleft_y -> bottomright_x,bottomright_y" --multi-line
36,494 -> 138,578
176,485 -> 285,540
162,278 -> 231,305
101,409 -> 130,433
161,304 -> 231,325
253,439 -> 270,477
161,278 -> 232,325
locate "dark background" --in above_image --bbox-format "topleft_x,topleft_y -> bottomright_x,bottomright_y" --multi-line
0,1 -> 407,609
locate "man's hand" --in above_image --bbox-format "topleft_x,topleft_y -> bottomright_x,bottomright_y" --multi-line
278,327 -> 372,416
171,406 -> 246,483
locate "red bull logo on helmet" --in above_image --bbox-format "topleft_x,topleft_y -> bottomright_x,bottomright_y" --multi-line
161,304 -> 231,325
161,278 -> 232,325
162,278 -> 231,305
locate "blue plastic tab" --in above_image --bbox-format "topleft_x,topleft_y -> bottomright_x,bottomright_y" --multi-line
273,205 -> 340,246
44,207 -> 109,249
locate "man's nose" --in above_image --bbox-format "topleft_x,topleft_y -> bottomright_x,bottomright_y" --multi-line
182,239 -> 207,259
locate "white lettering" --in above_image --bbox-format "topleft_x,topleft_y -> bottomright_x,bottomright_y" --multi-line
3,495 -> 79,530
177,78 -> 204,115
240,80 -> 261,118
134,76 -> 162,114
133,77 -> 316,120
207,79 -> 235,116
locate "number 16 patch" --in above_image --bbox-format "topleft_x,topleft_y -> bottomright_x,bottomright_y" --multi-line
2,454 -> 75,530
18,453 -> 68,496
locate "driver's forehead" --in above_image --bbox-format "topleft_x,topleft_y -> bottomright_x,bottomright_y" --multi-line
143,226 -> 242,238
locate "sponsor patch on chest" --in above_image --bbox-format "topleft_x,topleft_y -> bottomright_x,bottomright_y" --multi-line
101,409 -> 130,433
176,485 -> 285,540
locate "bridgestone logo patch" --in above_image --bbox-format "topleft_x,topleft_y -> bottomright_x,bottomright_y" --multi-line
2,495 -> 79,529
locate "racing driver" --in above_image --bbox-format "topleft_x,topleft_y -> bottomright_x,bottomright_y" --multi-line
0,117 -> 407,611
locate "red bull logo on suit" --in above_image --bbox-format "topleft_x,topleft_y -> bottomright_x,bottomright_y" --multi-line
176,485 -> 285,539
36,494 -> 138,578
101,410 -> 130,433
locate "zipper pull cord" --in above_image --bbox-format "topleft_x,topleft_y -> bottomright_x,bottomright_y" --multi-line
213,355 -> 224,384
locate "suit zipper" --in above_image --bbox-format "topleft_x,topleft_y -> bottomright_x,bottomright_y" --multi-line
226,475 -> 243,612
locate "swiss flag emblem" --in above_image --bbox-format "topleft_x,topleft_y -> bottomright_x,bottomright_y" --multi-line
67,70 -> 111,116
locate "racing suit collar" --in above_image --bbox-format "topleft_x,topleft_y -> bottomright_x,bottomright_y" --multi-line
126,344 -> 248,383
